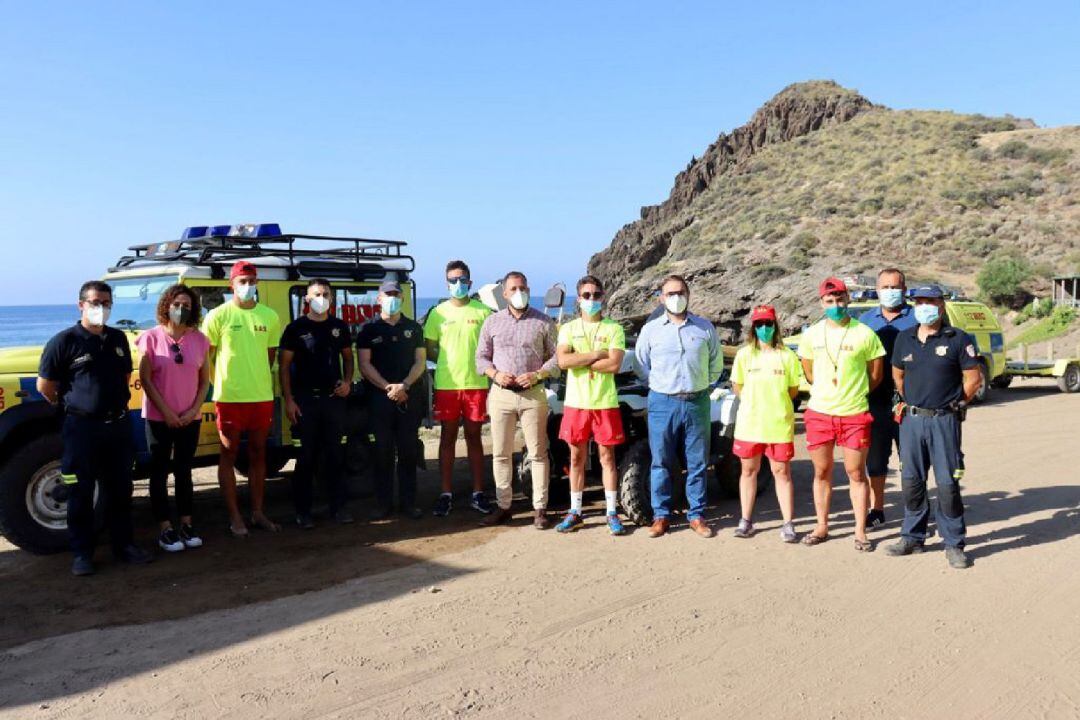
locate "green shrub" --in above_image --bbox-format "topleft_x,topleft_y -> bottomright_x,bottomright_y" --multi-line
977,253 -> 1033,304
997,139 -> 1030,159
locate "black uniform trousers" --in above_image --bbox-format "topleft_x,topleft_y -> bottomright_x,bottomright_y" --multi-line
899,411 -> 966,548
61,413 -> 135,557
292,393 -> 348,516
370,391 -> 421,511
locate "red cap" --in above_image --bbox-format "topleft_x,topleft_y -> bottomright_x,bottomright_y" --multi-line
750,304 -> 777,323
230,261 -> 258,281
818,276 -> 848,297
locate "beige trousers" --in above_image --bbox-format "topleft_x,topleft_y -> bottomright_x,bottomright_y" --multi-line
488,384 -> 549,510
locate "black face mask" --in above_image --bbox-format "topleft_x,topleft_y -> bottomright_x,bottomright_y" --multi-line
169,306 -> 193,325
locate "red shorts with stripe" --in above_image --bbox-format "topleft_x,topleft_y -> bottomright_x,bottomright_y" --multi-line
215,401 -> 274,434
732,440 -> 795,462
433,389 -> 489,423
803,408 -> 873,451
558,407 -> 625,446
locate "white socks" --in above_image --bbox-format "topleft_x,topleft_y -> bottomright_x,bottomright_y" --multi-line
605,490 -> 617,514
570,492 -> 583,514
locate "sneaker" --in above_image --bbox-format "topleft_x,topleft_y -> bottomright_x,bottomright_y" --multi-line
158,528 -> 185,553
885,538 -> 925,557
779,522 -> 798,544
606,512 -> 627,536
866,509 -> 886,528
72,555 -> 95,576
733,518 -> 754,539
945,546 -> 971,569
470,491 -> 494,515
179,523 -> 203,548
555,511 -> 584,533
296,514 -> 316,530
333,508 -> 355,525
433,493 -> 453,517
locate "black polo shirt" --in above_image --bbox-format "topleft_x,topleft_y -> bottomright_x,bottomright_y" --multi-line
280,315 -> 352,394
39,323 -> 133,415
892,326 -> 979,409
356,316 -> 423,385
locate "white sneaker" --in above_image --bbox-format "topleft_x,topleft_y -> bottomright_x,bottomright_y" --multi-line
158,528 -> 185,552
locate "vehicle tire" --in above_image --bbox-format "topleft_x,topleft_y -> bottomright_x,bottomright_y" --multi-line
519,448 -> 569,506
0,434 -> 85,554
618,439 -> 652,526
714,435 -> 774,500
990,374 -> 1013,389
972,361 -> 990,403
1058,364 -> 1080,393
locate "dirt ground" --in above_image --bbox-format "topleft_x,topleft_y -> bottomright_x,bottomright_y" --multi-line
2,380 -> 1078,719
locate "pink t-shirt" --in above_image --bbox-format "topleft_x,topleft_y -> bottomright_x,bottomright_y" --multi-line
135,326 -> 211,422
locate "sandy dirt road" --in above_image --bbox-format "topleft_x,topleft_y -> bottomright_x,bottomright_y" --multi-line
1,381 -> 1078,719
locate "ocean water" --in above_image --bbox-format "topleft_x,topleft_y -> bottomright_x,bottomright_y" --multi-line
0,297 -> 578,349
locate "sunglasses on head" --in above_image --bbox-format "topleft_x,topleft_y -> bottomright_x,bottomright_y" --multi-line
170,342 -> 184,365
579,290 -> 604,300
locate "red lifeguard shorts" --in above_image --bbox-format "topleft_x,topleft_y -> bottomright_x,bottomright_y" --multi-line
732,440 -> 795,462
433,389 -> 489,423
215,401 -> 274,434
558,407 -> 625,446
803,408 -> 873,451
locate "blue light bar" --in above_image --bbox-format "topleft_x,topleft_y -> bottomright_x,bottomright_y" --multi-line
228,223 -> 283,238
208,225 -> 231,237
181,226 -> 209,239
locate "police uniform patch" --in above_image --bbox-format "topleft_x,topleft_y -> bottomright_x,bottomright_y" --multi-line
404,329 -> 413,338
332,328 -> 341,338
115,346 -> 125,357
936,346 -> 948,357
965,344 -> 976,357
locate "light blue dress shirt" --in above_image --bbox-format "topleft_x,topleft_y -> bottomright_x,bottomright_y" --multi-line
635,312 -> 724,394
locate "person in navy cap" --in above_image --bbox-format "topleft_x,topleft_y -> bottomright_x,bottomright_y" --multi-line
887,285 -> 983,569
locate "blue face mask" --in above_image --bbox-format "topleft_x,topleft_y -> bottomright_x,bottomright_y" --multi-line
383,295 -> 403,316
448,279 -> 470,299
754,325 -> 775,343
824,305 -> 847,322
580,299 -> 602,317
879,288 -> 904,309
914,303 -> 941,325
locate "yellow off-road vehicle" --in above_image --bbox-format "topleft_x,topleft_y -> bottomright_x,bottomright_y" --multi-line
0,223 -> 415,553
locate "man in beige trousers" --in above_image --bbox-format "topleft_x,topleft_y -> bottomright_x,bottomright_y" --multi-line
475,271 -> 559,528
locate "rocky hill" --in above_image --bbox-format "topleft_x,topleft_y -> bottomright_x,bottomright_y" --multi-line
588,80 -> 1080,339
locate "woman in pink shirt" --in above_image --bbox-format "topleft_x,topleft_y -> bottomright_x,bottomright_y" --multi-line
136,285 -> 211,553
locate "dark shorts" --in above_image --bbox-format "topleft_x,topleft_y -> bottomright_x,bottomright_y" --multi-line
216,401 -> 274,434
558,407 -> 625,446
866,403 -> 900,476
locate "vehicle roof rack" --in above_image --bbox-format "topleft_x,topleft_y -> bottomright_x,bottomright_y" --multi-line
109,229 -> 414,278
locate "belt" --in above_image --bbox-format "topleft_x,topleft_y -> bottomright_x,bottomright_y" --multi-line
662,390 -> 707,401
67,408 -> 129,423
907,405 -> 954,417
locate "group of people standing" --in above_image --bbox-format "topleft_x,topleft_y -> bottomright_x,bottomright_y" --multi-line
727,269 -> 982,568
37,258 -> 980,576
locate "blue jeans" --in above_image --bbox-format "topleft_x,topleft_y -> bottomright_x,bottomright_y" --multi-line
647,391 -> 710,521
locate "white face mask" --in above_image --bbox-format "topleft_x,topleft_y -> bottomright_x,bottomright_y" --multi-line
84,304 -> 110,327
234,282 -> 257,302
309,296 -> 330,315
664,294 -> 688,315
509,290 -> 529,310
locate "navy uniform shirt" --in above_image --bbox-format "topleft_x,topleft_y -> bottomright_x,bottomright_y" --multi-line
356,316 -> 424,386
280,315 -> 352,394
892,325 -> 979,409
860,304 -> 918,406
38,323 -> 133,415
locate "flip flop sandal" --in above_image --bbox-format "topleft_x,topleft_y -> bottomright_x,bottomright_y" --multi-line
249,515 -> 281,532
854,538 -> 874,552
801,533 -> 829,546
228,523 -> 249,539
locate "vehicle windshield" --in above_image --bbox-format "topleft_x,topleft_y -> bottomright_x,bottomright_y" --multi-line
107,276 -> 179,331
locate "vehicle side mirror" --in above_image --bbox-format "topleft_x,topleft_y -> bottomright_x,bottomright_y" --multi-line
544,284 -> 565,309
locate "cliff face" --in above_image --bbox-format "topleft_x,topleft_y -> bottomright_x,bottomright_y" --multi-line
587,80 -> 1080,339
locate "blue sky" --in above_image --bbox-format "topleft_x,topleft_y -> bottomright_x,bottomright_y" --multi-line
2,1 -> 1078,305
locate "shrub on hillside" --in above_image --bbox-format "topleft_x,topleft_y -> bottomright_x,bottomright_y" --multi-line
977,253 -> 1033,307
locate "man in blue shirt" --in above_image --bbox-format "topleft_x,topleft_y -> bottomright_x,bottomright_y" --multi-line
887,285 -> 982,569
858,268 -> 918,528
635,275 -> 724,538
